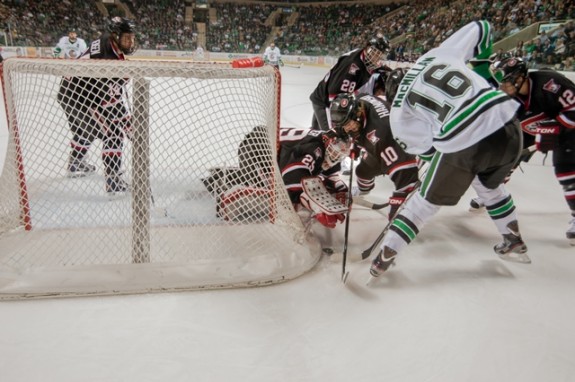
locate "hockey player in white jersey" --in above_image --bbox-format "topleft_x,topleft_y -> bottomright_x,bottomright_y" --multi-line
370,20 -> 530,278
53,30 -> 87,59
263,42 -> 283,68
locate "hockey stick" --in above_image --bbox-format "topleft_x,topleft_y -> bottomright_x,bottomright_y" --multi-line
521,144 -> 536,156
284,63 -> 303,69
352,196 -> 389,210
341,149 -> 355,283
359,183 -> 420,260
360,163 -> 429,260
150,186 -> 168,217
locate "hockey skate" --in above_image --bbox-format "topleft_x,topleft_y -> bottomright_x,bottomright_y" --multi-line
494,221 -> 530,264
105,174 -> 129,194
468,197 -> 485,212
566,218 -> 575,246
369,247 -> 397,278
67,158 -> 96,178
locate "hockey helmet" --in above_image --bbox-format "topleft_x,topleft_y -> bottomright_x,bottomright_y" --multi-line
491,57 -> 527,84
384,67 -> 409,103
108,17 -> 137,55
329,94 -> 362,138
364,33 -> 390,71
373,65 -> 393,95
322,130 -> 352,171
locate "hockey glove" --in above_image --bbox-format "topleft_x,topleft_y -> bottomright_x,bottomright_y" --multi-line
315,212 -> 345,228
388,191 -> 407,220
279,59 -> 284,67
535,121 -> 560,153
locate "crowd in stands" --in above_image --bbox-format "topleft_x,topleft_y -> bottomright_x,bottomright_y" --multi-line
504,20 -> 575,71
0,0 -> 573,71
1,0 -> 106,46
122,0 -> 198,51
273,2 -> 401,56
206,2 -> 273,53
385,0 -> 573,63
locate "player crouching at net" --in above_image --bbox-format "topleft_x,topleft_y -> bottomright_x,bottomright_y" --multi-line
57,17 -> 137,193
329,91 -> 419,221
202,125 -> 352,227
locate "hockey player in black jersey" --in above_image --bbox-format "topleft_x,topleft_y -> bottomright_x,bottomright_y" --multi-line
309,34 -> 390,131
492,57 -> 575,244
57,17 -> 137,193
203,126 -> 352,228
329,92 -> 419,220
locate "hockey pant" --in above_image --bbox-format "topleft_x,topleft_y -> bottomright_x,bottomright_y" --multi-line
381,177 -> 519,254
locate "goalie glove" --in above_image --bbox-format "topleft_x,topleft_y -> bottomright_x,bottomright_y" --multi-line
535,120 -> 561,153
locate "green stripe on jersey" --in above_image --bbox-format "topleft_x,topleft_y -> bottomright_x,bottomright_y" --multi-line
440,90 -> 506,137
420,152 -> 441,197
476,20 -> 492,59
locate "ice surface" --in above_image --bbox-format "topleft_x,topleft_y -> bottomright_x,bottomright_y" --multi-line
0,64 -> 574,382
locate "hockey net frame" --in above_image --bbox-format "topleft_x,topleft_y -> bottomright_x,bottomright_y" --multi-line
0,58 -> 321,299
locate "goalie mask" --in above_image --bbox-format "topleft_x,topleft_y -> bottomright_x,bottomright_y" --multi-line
364,33 -> 390,72
322,132 -> 352,171
108,17 -> 137,55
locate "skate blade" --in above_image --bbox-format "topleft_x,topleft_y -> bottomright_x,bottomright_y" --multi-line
342,271 -> 349,284
569,238 -> 575,247
498,251 -> 531,264
468,206 -> 485,213
366,275 -> 377,286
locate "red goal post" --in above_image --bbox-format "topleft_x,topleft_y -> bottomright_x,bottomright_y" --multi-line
0,58 -> 321,299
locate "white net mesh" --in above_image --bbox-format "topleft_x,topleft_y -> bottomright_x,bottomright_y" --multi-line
0,58 -> 321,299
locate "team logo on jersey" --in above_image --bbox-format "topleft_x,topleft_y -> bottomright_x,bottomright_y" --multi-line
348,64 -> 360,75
543,79 -> 561,94
340,98 -> 349,107
366,130 -> 379,144
314,147 -> 322,158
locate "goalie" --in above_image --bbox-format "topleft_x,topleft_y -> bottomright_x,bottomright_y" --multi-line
202,126 -> 352,228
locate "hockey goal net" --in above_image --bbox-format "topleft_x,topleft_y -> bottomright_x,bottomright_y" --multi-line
0,58 -> 321,299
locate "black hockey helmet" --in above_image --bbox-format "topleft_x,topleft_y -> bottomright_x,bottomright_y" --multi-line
373,65 -> 393,95
385,67 -> 409,102
364,33 -> 390,72
329,93 -> 363,138
330,94 -> 358,128
108,17 -> 137,55
491,57 -> 528,84
367,33 -> 390,53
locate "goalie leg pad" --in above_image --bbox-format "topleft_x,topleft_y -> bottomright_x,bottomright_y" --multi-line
218,185 -> 273,222
300,176 -> 348,215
